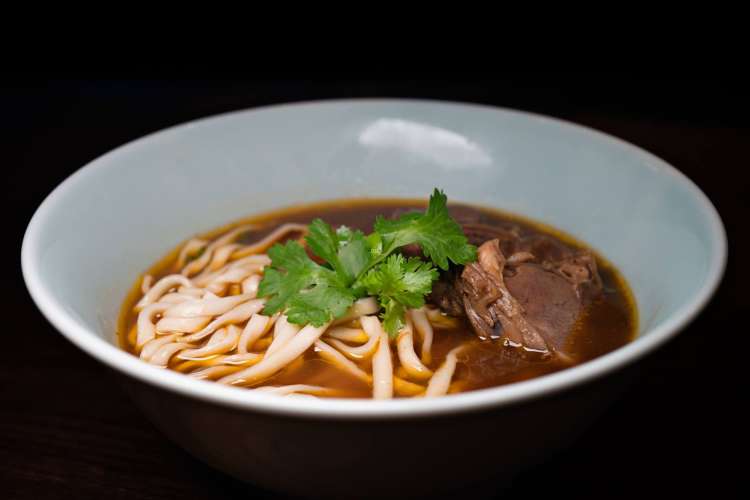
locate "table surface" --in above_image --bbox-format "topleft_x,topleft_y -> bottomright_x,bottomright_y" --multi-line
2,77 -> 745,499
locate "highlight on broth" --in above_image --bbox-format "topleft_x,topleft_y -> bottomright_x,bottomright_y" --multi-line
119,190 -> 636,399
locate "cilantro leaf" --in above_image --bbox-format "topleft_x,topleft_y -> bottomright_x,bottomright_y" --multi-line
306,221 -> 371,285
359,254 -> 439,335
286,282 -> 355,326
379,297 -> 407,336
256,241 -> 317,314
257,240 -> 356,326
334,225 -> 357,245
336,227 -> 370,282
306,219 -> 344,275
374,188 -> 477,270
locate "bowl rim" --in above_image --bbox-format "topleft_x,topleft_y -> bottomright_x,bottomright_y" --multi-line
21,98 -> 727,420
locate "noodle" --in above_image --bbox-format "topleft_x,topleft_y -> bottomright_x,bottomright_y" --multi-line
181,224 -> 255,277
205,243 -> 241,272
201,266 -> 264,294
325,327 -> 368,343
140,274 -> 153,294
333,297 -> 379,325
174,238 -> 208,270
410,308 -> 434,365
150,341 -> 194,367
425,345 -> 465,397
178,326 -> 240,360
230,223 -> 308,259
136,303 -> 171,348
314,340 -> 372,384
363,316 -> 393,400
135,275 -> 193,311
327,325 -> 379,360
139,333 -> 179,361
157,292 -> 200,304
155,316 -> 212,334
163,292 -> 254,318
254,384 -> 338,397
183,299 -> 265,342
396,316 -> 432,380
217,323 -> 330,387
237,314 -> 273,353
265,315 -> 301,357
241,274 -> 262,296
189,365 -> 244,380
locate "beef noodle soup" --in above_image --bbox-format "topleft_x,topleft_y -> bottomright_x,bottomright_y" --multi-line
118,196 -> 636,399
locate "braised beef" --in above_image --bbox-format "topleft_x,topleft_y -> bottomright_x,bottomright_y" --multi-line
392,205 -> 605,360
505,263 -> 583,354
506,234 -> 603,304
460,240 -> 551,355
428,226 -> 603,362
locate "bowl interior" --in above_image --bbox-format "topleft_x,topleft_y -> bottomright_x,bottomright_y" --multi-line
23,100 -> 723,403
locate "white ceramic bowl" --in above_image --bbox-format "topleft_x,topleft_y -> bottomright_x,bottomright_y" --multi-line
22,100 -> 726,498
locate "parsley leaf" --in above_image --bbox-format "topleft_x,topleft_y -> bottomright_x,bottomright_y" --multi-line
359,254 -> 439,334
374,188 -> 477,270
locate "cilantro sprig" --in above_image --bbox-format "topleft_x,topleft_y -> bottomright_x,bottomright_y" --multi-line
360,254 -> 439,334
257,189 -> 477,335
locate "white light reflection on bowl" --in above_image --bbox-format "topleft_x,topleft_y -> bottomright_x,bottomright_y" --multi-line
359,118 -> 492,169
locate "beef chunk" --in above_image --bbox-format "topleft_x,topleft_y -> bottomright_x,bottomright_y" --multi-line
395,204 -> 604,360
460,240 -> 551,354
430,232 -> 603,362
505,263 -> 583,353
510,234 -> 603,304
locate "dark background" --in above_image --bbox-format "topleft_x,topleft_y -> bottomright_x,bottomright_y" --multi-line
2,76 -> 745,499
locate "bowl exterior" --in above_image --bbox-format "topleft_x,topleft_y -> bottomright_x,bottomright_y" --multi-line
120,365 -> 635,498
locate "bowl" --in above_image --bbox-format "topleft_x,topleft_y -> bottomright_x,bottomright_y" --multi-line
21,99 -> 726,498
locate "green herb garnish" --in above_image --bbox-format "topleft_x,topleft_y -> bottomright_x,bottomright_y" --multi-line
360,254 -> 439,334
258,189 -> 477,335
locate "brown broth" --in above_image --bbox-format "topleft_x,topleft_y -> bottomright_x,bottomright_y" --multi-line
118,199 -> 637,398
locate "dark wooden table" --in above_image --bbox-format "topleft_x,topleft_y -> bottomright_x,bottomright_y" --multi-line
2,77 -> 745,499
